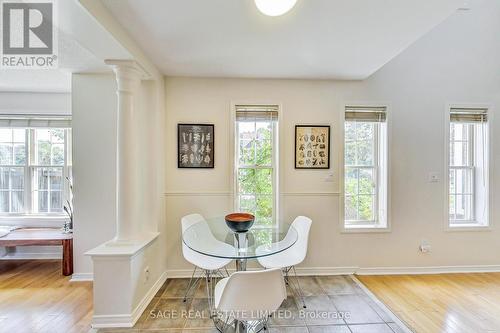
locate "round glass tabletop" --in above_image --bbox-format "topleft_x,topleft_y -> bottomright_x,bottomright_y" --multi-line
182,216 -> 298,260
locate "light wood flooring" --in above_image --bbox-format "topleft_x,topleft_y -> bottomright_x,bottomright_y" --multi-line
358,273 -> 500,333
0,260 -> 93,333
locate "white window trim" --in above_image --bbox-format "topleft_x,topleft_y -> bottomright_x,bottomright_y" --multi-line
340,102 -> 391,233
230,102 -> 282,227
444,104 -> 492,231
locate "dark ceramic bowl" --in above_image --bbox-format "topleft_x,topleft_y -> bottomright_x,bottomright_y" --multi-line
225,213 -> 255,233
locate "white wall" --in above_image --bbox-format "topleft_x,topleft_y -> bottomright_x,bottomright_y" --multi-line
164,1 -> 500,274
0,91 -> 71,115
72,73 -> 118,274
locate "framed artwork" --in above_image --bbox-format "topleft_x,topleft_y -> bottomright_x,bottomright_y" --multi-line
295,125 -> 330,169
178,124 -> 214,168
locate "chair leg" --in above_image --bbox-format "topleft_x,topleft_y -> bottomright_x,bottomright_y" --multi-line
263,315 -> 270,330
283,267 -> 290,285
183,266 -> 201,302
205,270 -> 218,316
283,266 -> 306,308
213,309 -> 234,333
291,266 -> 306,308
205,270 -> 211,309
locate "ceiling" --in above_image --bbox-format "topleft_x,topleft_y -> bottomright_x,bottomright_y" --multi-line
0,31 -> 105,92
0,0 -> 131,93
101,0 -> 462,80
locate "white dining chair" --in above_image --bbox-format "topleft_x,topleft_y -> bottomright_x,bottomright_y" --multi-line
257,216 -> 312,308
181,213 -> 232,305
213,268 -> 286,332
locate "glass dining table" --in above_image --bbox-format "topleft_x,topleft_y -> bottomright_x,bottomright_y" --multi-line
182,216 -> 298,271
182,216 -> 298,333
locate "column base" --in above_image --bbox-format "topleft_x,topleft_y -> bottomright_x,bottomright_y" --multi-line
86,232 -> 159,256
86,232 -> 163,328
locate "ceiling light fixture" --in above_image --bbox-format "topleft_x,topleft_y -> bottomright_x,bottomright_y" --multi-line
254,0 -> 298,17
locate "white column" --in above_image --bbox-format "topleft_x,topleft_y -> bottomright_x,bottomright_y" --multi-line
105,60 -> 143,243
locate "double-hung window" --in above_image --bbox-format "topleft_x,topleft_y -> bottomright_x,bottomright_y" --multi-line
344,106 -> 388,229
448,108 -> 488,227
235,105 -> 278,227
0,115 -> 72,216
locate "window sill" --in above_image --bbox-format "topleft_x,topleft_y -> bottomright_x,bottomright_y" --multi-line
446,223 -> 491,232
342,224 -> 390,233
0,215 -> 68,228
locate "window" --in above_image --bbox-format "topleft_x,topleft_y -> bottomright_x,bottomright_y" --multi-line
235,105 -> 278,227
448,108 -> 488,227
344,106 -> 388,229
0,116 -> 71,216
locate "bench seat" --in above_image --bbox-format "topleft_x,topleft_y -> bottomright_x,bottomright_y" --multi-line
0,228 -> 73,276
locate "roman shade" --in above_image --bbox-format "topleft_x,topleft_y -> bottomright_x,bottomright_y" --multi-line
235,105 -> 278,122
345,106 -> 386,122
0,114 -> 71,128
450,108 -> 488,123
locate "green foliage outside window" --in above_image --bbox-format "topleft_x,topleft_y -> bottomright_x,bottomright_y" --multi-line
344,122 -> 376,222
238,122 -> 274,226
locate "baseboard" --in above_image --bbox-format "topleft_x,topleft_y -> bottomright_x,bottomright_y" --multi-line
129,270 -> 168,325
356,265 -> 500,275
167,265 -> 500,278
295,266 -> 357,276
70,273 -> 94,282
91,270 -> 168,328
167,267 -> 356,278
91,313 -> 134,328
351,275 -> 413,333
165,269 -> 196,278
0,252 -> 61,260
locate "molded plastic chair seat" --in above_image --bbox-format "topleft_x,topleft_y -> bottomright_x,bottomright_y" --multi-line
190,252 -> 232,271
257,216 -> 312,269
257,216 -> 312,308
182,213 -> 232,270
257,252 -> 302,269
181,213 -> 233,304
214,268 -> 286,321
214,276 -> 229,309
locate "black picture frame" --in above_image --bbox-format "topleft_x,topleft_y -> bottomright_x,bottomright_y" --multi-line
295,125 -> 330,169
177,124 -> 215,168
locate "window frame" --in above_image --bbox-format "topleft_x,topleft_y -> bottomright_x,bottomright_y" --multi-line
445,105 -> 491,231
341,103 -> 390,233
231,103 -> 281,229
0,128 -> 72,217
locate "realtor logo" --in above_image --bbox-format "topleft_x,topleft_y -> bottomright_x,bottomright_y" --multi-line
1,0 -> 58,68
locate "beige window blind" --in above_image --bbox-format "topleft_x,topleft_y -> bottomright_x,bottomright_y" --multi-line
235,105 -> 278,122
450,108 -> 487,123
0,114 -> 71,128
345,106 -> 386,122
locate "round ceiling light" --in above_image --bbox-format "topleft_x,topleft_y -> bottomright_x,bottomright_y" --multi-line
254,0 -> 298,17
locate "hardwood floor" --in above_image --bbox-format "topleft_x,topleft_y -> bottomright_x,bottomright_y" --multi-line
358,273 -> 500,333
0,260 -> 93,333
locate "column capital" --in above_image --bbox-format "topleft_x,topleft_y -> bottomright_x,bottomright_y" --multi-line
105,59 -> 147,93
